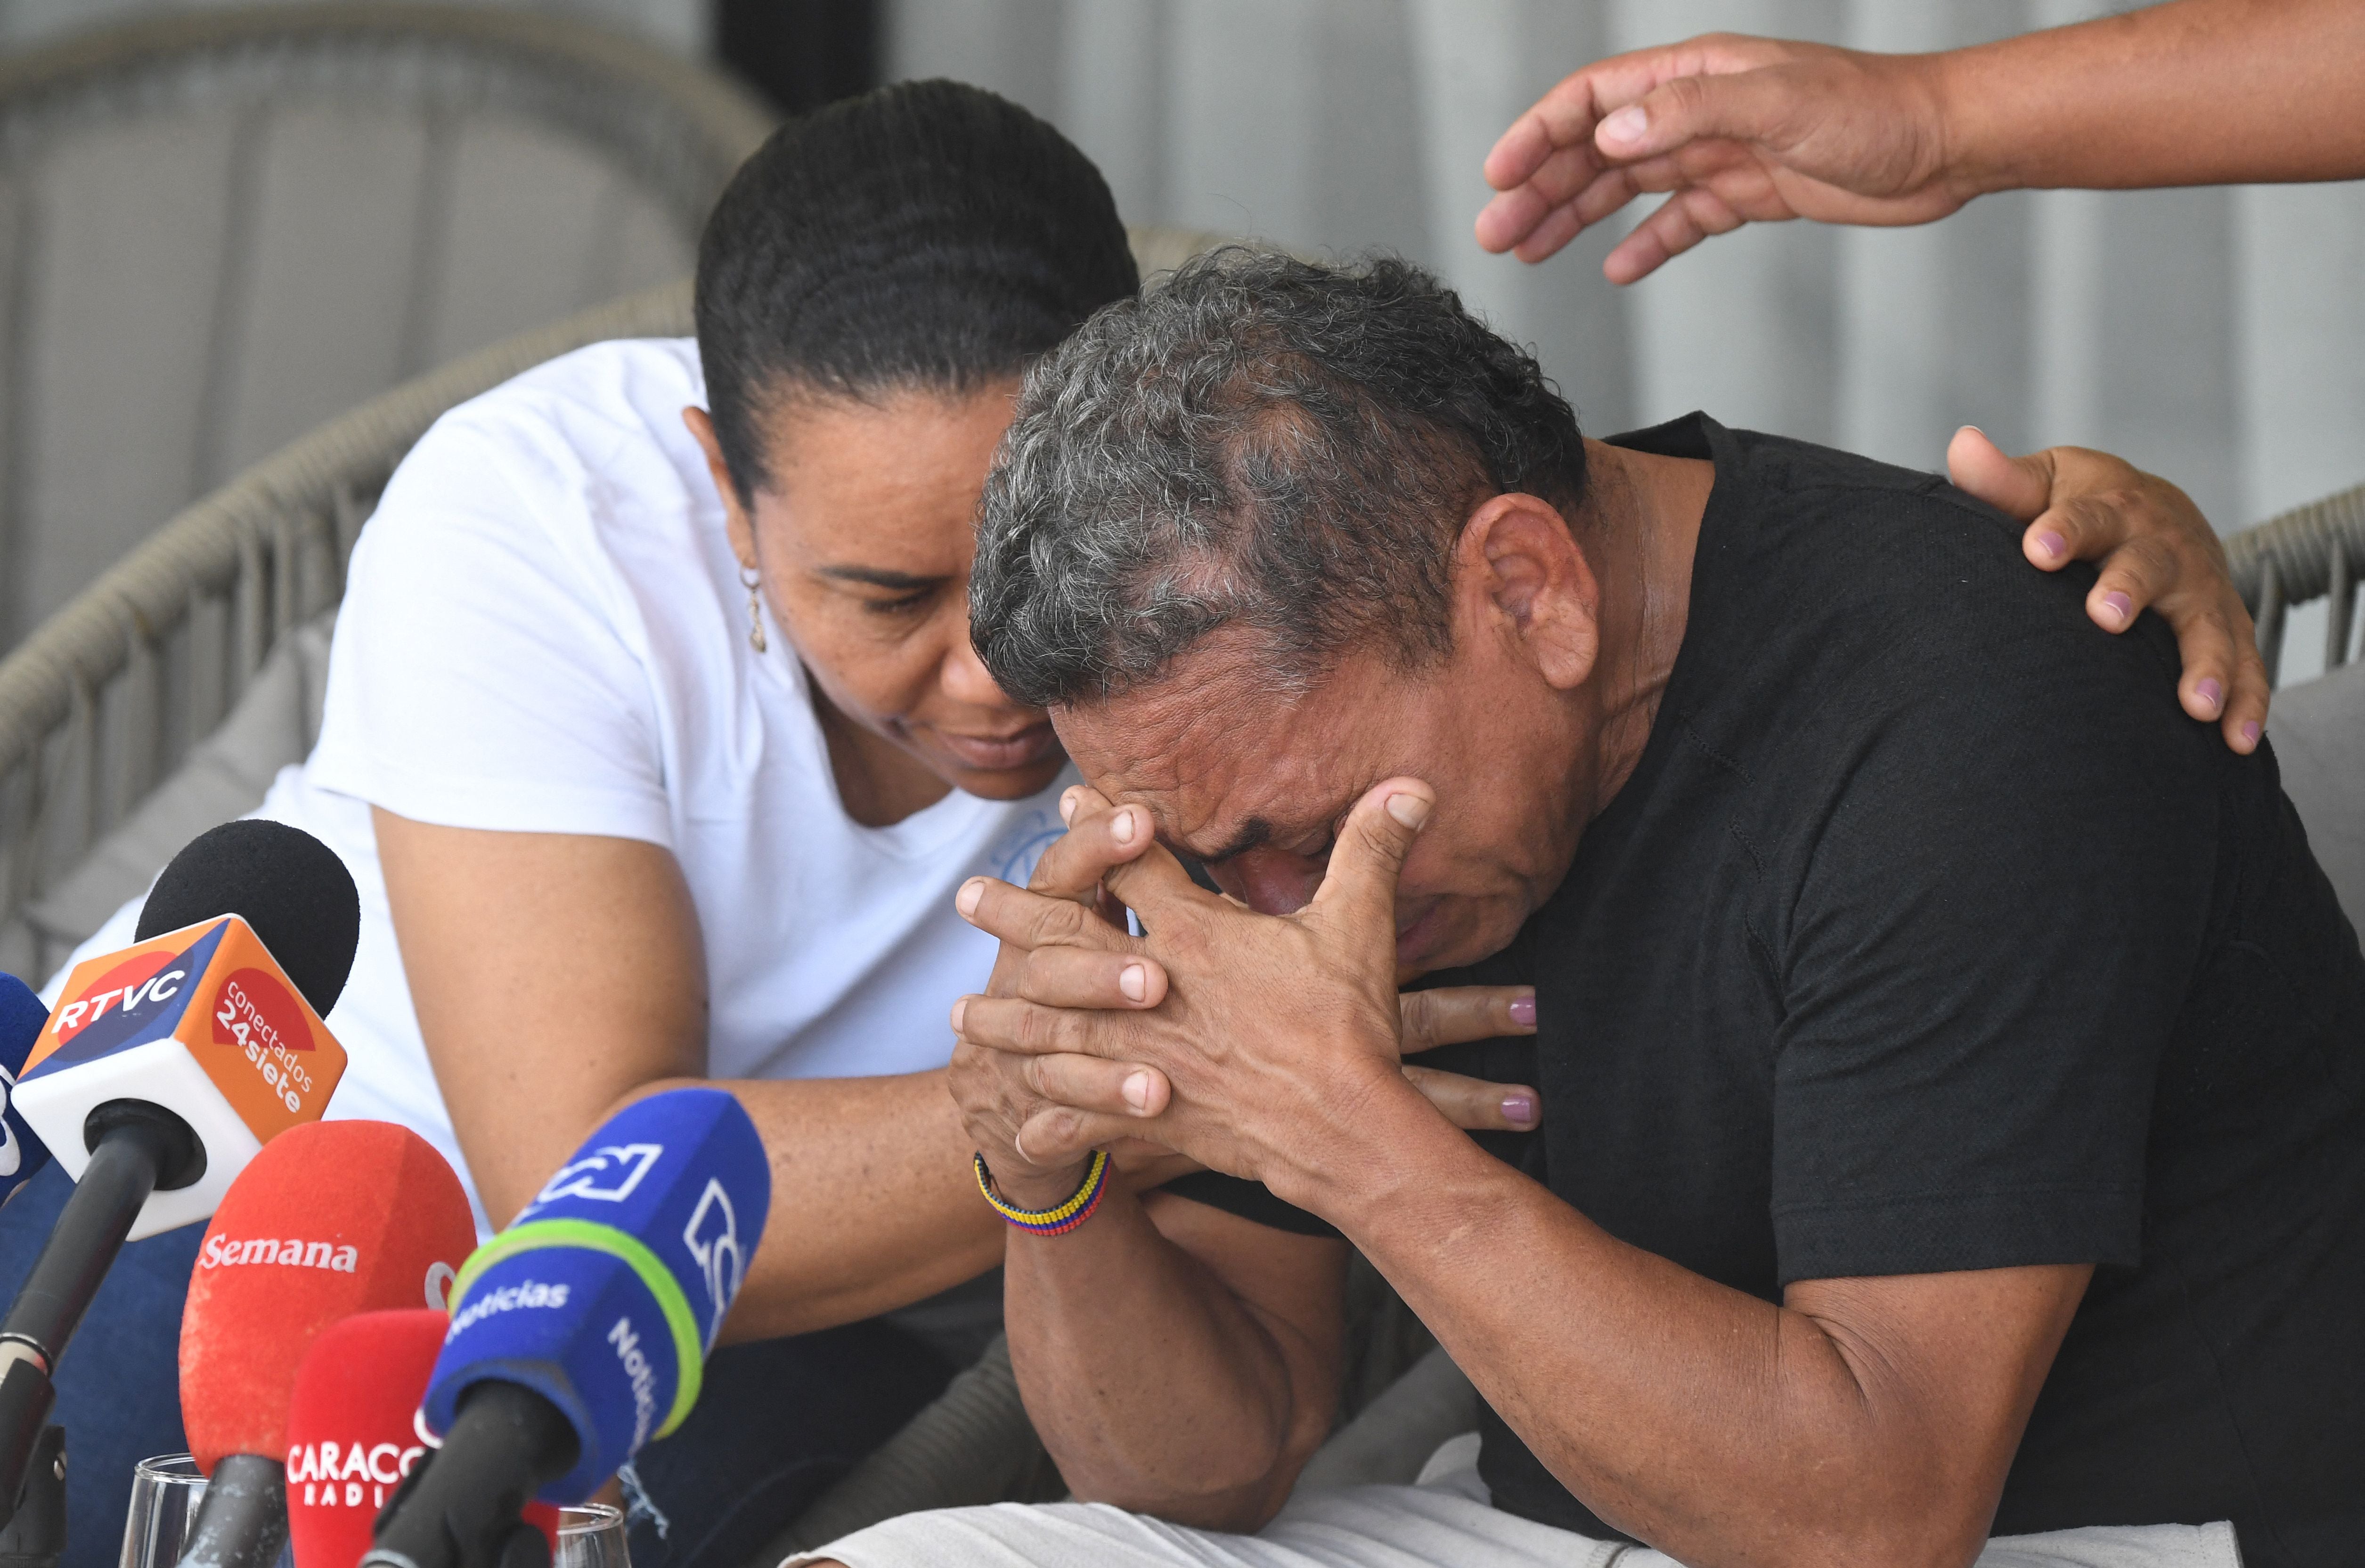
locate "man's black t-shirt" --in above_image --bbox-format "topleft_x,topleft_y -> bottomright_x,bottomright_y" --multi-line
1167,415 -> 2365,1566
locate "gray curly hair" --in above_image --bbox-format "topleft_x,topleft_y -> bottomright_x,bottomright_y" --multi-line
969,247 -> 1590,708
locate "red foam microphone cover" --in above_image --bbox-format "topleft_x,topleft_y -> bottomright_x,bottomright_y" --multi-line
180,1119 -> 477,1473
286,1311 -> 558,1568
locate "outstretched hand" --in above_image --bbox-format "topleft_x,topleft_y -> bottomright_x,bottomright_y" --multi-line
1947,427 -> 2267,754
1477,34 -> 1976,282
949,781 -> 1500,1215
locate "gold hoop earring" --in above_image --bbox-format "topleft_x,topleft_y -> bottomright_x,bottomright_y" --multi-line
740,567 -> 767,654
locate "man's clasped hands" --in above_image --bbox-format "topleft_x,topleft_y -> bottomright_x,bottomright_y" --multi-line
948,779 -> 1518,1218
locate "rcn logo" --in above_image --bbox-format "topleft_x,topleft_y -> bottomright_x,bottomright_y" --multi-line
532,1143 -> 662,1208
681,1179 -> 744,1335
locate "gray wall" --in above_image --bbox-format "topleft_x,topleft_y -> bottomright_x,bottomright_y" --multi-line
0,0 -> 708,55
0,0 -> 725,646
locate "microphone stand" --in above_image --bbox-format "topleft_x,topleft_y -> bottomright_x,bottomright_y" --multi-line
0,1428 -> 64,1568
0,1103 -> 202,1528
362,1384 -> 577,1568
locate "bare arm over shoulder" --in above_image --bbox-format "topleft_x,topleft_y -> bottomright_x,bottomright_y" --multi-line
1479,0 -> 2365,280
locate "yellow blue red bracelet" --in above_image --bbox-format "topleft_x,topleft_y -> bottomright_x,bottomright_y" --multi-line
974,1148 -> 1110,1236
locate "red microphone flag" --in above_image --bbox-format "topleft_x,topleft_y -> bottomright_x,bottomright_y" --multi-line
286,1310 -> 558,1568
179,1120 -> 477,1475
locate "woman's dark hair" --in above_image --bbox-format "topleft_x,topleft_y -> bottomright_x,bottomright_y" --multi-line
694,79 -> 1139,506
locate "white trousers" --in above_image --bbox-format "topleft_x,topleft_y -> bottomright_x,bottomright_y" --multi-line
786,1441 -> 2242,1568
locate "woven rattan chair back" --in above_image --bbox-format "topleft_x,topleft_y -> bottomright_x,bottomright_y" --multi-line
2226,482 -> 2365,686
0,4 -> 775,651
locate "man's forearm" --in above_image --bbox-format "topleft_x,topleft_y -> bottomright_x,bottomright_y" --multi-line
1002,1186 -> 1343,1529
1943,0 -> 2365,195
1294,1089 -> 2068,1568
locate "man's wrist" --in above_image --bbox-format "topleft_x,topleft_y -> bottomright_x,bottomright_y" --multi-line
1260,1066 -> 1464,1227
980,1152 -> 1095,1214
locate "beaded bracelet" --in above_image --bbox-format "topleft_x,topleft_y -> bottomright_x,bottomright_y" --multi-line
974,1148 -> 1111,1236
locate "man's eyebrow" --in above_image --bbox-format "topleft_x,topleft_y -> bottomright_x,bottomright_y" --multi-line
1190,816 -> 1272,865
815,565 -> 948,591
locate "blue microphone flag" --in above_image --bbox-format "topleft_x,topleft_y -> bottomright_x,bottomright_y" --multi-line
424,1087 -> 768,1501
0,975 -> 56,1208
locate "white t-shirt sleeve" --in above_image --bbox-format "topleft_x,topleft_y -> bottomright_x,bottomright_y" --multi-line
307,408 -> 675,849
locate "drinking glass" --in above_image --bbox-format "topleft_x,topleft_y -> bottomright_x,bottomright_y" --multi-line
118,1455 -> 207,1568
122,1460 -> 621,1568
555,1503 -> 629,1568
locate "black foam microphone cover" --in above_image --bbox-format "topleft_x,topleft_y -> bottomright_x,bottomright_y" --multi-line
134,821 -> 361,1016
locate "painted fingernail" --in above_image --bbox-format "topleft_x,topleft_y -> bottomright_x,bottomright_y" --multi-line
950,997 -> 968,1032
1119,963 -> 1148,1002
2036,529 -> 2066,562
1386,791 -> 1432,829
2242,720 -> 2262,747
1123,1071 -> 1154,1111
1508,994 -> 1536,1027
956,879 -> 985,917
2101,590 -> 2134,626
1501,1093 -> 1539,1129
1112,807 -> 1141,845
2195,677 -> 2224,715
1598,105 -> 1647,147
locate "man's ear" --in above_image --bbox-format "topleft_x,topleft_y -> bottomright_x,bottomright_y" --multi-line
681,406 -> 759,571
1457,492 -> 1601,691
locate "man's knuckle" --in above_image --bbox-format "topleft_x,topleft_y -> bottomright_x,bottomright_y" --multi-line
1025,897 -> 1084,949
1361,818 -> 1413,869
